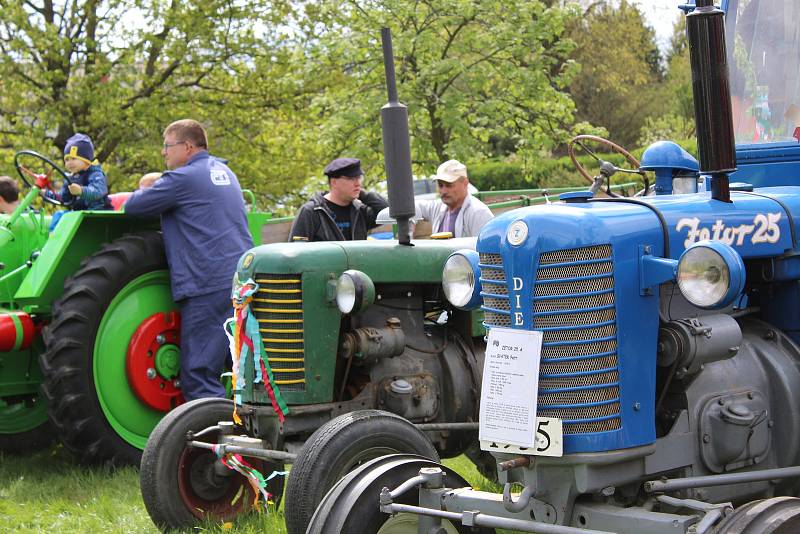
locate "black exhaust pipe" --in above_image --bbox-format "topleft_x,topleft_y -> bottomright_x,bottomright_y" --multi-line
380,28 -> 415,245
687,0 -> 736,202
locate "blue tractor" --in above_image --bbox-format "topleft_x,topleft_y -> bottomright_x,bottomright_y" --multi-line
307,1 -> 800,532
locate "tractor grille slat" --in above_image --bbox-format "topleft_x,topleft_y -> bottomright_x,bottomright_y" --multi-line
253,274 -> 305,392
480,245 -> 621,436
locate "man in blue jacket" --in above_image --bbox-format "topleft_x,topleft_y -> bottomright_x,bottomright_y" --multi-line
125,119 -> 252,401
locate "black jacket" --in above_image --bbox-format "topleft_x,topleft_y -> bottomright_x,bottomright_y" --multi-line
288,191 -> 388,242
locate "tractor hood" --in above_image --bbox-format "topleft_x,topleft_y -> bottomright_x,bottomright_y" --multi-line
236,237 -> 477,283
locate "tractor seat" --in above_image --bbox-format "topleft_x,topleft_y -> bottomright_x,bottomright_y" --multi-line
108,192 -> 132,211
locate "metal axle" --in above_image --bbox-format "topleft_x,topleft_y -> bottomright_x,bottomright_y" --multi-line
645,465 -> 800,493
187,440 -> 297,462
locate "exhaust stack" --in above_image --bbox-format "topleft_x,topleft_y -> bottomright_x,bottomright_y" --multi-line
380,28 -> 415,245
687,0 -> 736,202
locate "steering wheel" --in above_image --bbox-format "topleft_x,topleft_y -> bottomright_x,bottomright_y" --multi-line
14,150 -> 71,206
567,135 -> 645,195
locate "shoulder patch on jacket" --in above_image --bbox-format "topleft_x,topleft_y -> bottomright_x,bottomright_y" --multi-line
210,169 -> 231,186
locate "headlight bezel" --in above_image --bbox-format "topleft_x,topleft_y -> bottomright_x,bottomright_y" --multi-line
442,249 -> 482,310
677,240 -> 745,309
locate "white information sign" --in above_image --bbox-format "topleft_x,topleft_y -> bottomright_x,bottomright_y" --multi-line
478,326 -> 563,456
479,327 -> 543,449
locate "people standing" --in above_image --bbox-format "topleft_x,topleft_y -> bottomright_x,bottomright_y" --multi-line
289,157 -> 388,242
414,159 -> 493,238
125,119 -> 253,401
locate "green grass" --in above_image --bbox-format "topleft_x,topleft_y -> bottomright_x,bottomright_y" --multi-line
0,445 -> 500,533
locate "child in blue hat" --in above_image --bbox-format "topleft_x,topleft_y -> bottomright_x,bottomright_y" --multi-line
44,133 -> 110,211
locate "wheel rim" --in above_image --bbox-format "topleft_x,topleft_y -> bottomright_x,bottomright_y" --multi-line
125,310 -> 184,412
94,270 -> 178,449
177,445 -> 263,520
377,513 -> 460,534
0,394 -> 48,434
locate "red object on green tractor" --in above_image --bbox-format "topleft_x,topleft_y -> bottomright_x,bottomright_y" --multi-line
0,150 -> 272,464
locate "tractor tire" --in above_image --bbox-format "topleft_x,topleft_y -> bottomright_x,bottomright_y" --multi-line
0,400 -> 53,453
711,497 -> 800,533
284,410 -> 440,534
1,339 -> 53,453
40,231 -> 181,466
307,454 -> 494,534
140,398 -> 285,532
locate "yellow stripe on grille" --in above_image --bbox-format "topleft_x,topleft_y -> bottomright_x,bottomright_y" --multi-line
253,308 -> 303,314
265,347 -> 303,353
254,298 -> 302,304
260,328 -> 303,333
274,368 -> 305,373
261,318 -> 303,324
268,357 -> 304,363
276,378 -> 306,385
261,289 -> 302,294
257,278 -> 301,284
262,338 -> 303,344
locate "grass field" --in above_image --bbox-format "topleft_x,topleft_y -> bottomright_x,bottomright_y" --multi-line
0,445 -> 499,533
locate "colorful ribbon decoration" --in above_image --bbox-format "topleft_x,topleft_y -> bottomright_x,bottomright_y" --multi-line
211,444 -> 288,509
228,279 -> 290,424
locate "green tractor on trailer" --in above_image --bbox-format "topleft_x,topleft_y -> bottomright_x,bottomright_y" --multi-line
0,150 -> 272,464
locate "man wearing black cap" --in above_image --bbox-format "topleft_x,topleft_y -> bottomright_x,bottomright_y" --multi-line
289,157 -> 388,242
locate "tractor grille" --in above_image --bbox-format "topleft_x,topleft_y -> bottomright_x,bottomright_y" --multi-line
251,274 -> 305,392
480,245 -> 621,435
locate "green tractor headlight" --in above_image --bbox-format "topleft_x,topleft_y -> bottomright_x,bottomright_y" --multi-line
336,270 -> 375,315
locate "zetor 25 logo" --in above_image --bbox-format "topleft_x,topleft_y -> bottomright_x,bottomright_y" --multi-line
676,212 -> 782,248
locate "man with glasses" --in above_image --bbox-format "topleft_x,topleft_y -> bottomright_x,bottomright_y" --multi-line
289,157 -> 388,242
414,159 -> 493,238
125,119 -> 252,401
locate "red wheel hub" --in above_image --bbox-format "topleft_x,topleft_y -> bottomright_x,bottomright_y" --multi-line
126,311 -> 185,412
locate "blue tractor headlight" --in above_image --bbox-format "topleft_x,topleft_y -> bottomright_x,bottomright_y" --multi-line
442,250 -> 482,310
677,241 -> 745,309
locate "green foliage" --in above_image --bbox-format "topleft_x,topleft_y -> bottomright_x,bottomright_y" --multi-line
0,0 -> 294,194
309,0 -> 584,175
567,0 -> 665,147
638,14 -> 695,147
469,148 -> 646,192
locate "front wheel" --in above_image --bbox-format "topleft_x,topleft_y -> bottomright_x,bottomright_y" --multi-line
307,454 -> 493,534
285,410 -> 440,534
710,497 -> 800,533
140,398 -> 285,531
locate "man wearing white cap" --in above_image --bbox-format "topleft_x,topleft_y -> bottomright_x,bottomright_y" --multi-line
414,159 -> 493,238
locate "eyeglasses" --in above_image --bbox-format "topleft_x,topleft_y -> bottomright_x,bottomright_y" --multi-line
162,140 -> 187,150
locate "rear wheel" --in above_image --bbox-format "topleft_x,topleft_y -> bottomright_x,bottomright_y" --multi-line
307,454 -> 493,534
285,410 -> 440,534
40,231 -> 183,465
140,398 -> 285,531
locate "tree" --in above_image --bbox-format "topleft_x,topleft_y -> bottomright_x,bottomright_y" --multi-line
568,0 -> 664,148
304,0 -> 585,178
638,15 -> 695,146
0,0 -> 291,191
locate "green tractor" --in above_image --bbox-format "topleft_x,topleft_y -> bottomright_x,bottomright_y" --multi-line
0,150 -> 272,465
